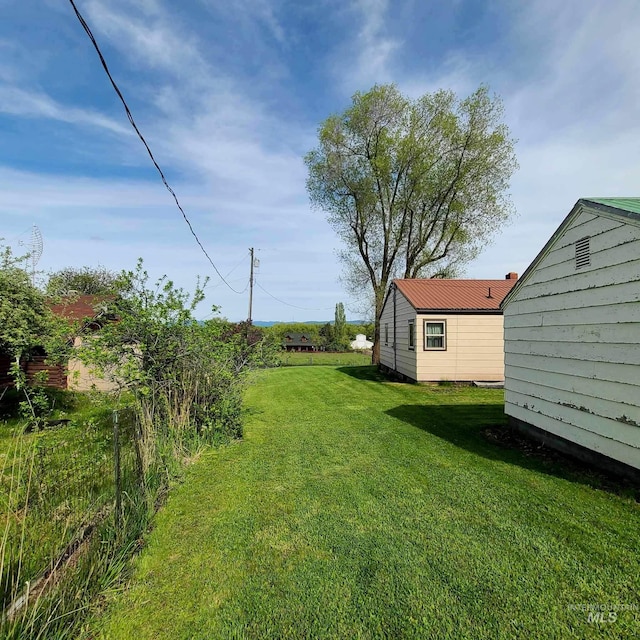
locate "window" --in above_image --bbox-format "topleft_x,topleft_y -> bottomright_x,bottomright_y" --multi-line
384,323 -> 389,346
408,320 -> 415,350
424,320 -> 446,350
575,236 -> 590,269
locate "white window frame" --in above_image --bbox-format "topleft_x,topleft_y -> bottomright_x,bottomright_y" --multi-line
408,320 -> 415,350
424,320 -> 446,351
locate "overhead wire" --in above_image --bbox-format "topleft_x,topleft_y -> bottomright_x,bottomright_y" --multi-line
67,0 -> 245,295
255,280 -> 334,312
204,251 -> 249,290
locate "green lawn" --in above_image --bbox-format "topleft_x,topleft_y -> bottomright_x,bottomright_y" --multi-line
93,366 -> 639,639
279,350 -> 371,366
0,392 -> 121,610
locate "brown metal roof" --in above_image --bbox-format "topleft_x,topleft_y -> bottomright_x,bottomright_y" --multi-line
394,278 -> 517,311
48,295 -> 113,322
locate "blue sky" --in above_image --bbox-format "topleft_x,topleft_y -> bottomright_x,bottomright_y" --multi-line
2,0 -> 640,321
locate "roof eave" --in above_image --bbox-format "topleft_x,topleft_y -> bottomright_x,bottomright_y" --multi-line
415,308 -> 503,314
580,198 -> 640,226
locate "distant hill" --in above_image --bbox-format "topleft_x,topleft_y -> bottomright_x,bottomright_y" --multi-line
253,320 -> 368,327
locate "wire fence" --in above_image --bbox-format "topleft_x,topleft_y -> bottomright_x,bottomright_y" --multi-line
279,352 -> 372,367
0,408 -> 141,618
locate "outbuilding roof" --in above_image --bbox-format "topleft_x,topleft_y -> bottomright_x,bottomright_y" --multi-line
282,332 -> 315,346
394,278 -> 517,312
49,295 -> 113,323
585,197 -> 640,219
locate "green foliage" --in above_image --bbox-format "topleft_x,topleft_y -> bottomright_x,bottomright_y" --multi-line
263,323 -> 322,344
0,245 -> 52,359
305,84 -> 518,361
79,261 -> 277,470
0,243 -> 75,427
45,265 -> 120,296
0,394 -> 150,639
332,302 -> 349,351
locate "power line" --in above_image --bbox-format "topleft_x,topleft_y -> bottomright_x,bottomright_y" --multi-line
206,277 -> 250,294
203,252 -> 249,290
67,0 -> 245,295
255,280 -> 334,312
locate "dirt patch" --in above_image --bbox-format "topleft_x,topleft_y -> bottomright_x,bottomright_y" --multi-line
482,425 -> 639,501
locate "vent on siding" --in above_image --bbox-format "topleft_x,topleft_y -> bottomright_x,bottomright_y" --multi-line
575,236 -> 591,269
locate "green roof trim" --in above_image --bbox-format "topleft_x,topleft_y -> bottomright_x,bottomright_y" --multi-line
582,197 -> 640,218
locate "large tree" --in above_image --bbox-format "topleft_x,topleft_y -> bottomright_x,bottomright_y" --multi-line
46,265 -> 120,296
305,84 -> 517,363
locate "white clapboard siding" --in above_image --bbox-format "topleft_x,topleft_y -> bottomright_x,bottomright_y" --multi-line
505,402 -> 640,470
507,323 -> 639,345
533,211 -> 617,260
506,340 -> 640,366
505,352 -> 639,387
506,364 -> 639,407
507,279 -> 640,316
503,200 -> 640,471
529,229 -> 638,282
505,380 -> 640,431
504,302 -> 640,329
505,389 -> 640,447
517,256 -> 640,302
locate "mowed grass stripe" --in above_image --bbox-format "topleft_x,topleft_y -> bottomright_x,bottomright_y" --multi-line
95,366 -> 640,639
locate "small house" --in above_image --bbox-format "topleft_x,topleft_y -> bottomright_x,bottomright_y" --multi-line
282,333 -> 316,352
502,198 -> 640,481
379,276 -> 518,382
0,295 -> 118,391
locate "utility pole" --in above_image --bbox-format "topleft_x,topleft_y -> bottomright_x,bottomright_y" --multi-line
248,247 -> 254,324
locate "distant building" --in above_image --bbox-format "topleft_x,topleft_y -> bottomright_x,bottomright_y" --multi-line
350,334 -> 373,350
0,294 -> 118,391
282,332 -> 316,352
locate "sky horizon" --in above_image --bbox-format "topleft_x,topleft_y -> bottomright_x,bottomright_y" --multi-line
2,0 -> 640,321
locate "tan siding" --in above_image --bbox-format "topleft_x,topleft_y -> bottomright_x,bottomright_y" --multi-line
416,314 -> 505,382
379,289 -> 417,380
67,337 -> 119,392
504,204 -> 640,470
380,290 -> 506,381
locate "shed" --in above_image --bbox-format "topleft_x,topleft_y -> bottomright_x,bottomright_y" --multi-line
350,334 -> 373,350
379,276 -> 517,382
501,198 -> 640,481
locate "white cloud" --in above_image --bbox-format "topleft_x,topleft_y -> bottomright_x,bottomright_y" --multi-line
0,86 -> 130,135
334,0 -> 401,93
461,0 -> 640,278
85,0 -> 210,81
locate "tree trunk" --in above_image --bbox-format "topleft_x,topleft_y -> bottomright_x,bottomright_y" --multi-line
372,318 -> 381,365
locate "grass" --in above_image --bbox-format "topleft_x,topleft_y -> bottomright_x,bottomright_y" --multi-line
0,393 -> 117,594
278,350 -> 371,366
93,366 -> 639,639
